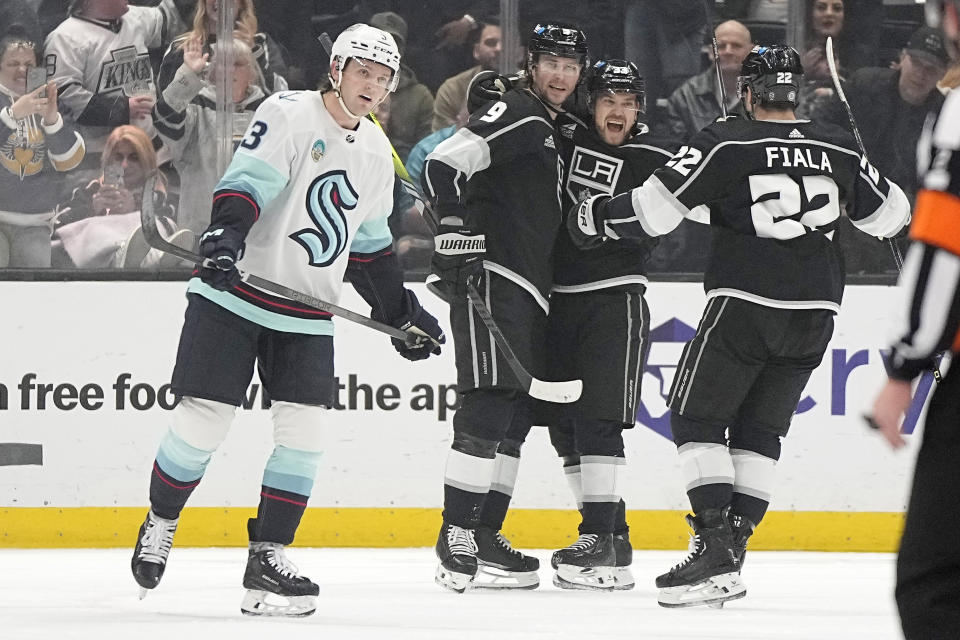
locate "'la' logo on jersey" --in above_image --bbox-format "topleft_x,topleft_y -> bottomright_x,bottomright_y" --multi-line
565,146 -> 624,202
96,46 -> 154,96
291,170 -> 358,267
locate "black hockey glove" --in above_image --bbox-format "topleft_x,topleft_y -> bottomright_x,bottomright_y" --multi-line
428,222 -> 485,303
198,226 -> 245,290
567,194 -> 610,250
388,289 -> 445,361
468,70 -> 518,113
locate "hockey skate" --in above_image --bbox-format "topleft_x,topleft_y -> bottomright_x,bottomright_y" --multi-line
551,533 -> 616,591
240,542 -> 319,617
612,532 -> 635,590
730,513 -> 755,571
131,510 -> 179,599
473,526 -> 540,590
656,508 -> 746,609
435,522 -> 478,593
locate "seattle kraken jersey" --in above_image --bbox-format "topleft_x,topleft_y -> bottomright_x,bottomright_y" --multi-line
602,117 -> 911,311
555,114 -> 676,291
424,88 -> 562,312
188,91 -> 395,335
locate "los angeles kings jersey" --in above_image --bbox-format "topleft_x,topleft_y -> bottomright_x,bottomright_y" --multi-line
424,88 -> 563,312
554,114 -> 676,292
888,89 -> 960,380
601,117 -> 911,312
188,91 -> 395,335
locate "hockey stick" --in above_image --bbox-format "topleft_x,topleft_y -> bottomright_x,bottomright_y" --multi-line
825,36 -> 905,272
138,174 -> 423,347
465,277 -> 582,403
712,34 -> 728,119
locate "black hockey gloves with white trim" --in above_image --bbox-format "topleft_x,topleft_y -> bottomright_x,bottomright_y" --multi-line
468,70 -> 519,112
386,289 -> 445,361
198,226 -> 245,290
428,222 -> 485,303
567,194 -> 610,250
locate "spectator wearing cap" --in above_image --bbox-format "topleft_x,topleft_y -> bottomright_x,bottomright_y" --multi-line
431,19 -> 501,132
823,26 -> 948,204
368,12 -> 435,162
821,25 -> 949,275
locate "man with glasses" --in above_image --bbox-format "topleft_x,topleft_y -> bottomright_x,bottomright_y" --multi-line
422,22 -> 588,593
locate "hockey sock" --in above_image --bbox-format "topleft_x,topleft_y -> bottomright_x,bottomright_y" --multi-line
149,428 -> 215,520
478,438 -> 522,530
443,431 -> 499,527
255,444 -> 321,544
678,441 -> 735,513
730,448 -> 777,526
579,455 -> 625,534
613,499 -> 628,536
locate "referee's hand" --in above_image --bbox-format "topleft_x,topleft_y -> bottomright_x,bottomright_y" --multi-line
867,378 -> 912,449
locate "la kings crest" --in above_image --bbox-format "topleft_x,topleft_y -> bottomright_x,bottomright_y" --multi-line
94,46 -> 154,96
565,145 -> 624,203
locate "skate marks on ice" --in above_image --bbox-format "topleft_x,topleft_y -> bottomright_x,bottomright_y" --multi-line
0,548 -> 899,640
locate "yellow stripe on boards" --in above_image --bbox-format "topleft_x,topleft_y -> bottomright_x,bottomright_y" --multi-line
0,508 -> 905,551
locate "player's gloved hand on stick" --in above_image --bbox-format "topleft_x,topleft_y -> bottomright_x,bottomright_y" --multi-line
387,289 -> 445,361
567,194 -> 610,250
198,226 -> 245,290
428,217 -> 485,303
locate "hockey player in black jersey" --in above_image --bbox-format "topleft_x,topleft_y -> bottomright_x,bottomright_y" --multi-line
422,23 -> 588,593
570,45 -> 911,608
470,59 -> 677,591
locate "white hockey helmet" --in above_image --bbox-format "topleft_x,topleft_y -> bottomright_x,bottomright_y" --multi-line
330,23 -> 401,92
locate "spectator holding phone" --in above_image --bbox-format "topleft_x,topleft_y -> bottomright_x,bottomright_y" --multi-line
0,28 -> 85,268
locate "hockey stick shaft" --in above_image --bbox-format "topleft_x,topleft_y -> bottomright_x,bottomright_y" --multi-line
712,35 -> 728,119
466,278 -> 582,404
825,36 -> 905,272
138,175 -> 417,345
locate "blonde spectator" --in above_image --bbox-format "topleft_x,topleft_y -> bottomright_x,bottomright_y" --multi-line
154,38 -> 265,234
157,0 -> 287,96
0,29 -> 84,268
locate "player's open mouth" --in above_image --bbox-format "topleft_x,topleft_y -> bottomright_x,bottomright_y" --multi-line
605,119 -> 625,133
548,83 -> 568,92
359,94 -> 372,103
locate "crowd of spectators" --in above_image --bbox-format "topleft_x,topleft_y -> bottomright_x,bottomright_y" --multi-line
0,0 -> 952,276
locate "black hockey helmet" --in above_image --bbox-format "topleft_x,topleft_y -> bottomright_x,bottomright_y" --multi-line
737,45 -> 804,111
527,23 -> 589,71
587,59 -> 646,113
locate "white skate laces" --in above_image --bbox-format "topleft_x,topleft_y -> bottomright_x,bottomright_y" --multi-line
137,512 -> 177,565
566,534 -> 600,551
446,526 -> 478,556
260,544 -> 301,579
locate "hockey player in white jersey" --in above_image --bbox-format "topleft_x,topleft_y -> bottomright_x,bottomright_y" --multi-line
130,23 -> 445,618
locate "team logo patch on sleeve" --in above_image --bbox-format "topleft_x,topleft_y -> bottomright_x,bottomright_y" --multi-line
311,139 -> 326,162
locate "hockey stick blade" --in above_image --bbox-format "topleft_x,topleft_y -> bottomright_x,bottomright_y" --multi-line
465,279 -> 582,403
138,174 -> 421,346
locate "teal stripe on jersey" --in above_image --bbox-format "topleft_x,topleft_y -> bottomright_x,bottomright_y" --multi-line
216,153 -> 289,210
187,279 -> 335,336
262,445 -> 323,496
352,212 -> 393,254
155,429 -> 215,483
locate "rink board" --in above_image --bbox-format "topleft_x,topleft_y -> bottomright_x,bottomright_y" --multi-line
0,281 -> 931,550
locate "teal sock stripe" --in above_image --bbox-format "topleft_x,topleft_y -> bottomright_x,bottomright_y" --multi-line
155,429 -> 215,483
262,445 -> 323,497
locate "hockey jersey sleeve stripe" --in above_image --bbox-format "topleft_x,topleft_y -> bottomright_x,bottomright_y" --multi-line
910,189 -> 960,256
605,175 -> 686,239
849,180 -> 911,238
212,191 -> 259,222
351,212 -> 393,255
46,132 -> 85,172
215,153 -> 287,213
424,127 -> 491,181
889,243 -> 960,377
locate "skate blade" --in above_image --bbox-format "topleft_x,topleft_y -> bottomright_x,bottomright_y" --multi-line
612,566 -> 635,591
471,564 -> 539,591
435,563 -> 474,593
240,590 -> 316,617
553,564 -> 616,591
138,587 -> 149,601
657,572 -> 746,609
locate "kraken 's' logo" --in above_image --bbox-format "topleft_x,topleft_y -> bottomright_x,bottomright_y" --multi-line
290,170 -> 358,267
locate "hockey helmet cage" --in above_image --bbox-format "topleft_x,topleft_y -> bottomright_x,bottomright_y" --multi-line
737,45 -> 804,109
330,23 -> 402,92
527,23 -> 589,71
588,59 -> 646,113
